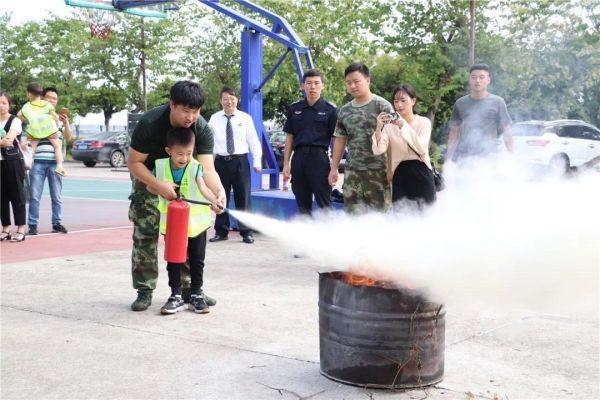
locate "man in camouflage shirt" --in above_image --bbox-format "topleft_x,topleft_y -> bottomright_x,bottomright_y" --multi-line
329,62 -> 394,214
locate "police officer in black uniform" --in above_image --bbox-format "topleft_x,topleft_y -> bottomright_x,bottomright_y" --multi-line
282,69 -> 338,215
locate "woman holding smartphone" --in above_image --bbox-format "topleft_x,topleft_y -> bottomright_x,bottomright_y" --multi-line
372,83 -> 436,208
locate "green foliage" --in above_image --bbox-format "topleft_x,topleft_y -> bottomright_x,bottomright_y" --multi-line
2,0 -> 598,137
479,0 -> 600,126
1,8 -> 180,129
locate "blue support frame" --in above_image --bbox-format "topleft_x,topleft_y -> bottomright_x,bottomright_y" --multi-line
112,0 -> 314,189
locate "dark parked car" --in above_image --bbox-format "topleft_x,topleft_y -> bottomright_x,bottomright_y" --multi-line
71,131 -> 130,168
269,130 -> 286,170
268,130 -> 347,172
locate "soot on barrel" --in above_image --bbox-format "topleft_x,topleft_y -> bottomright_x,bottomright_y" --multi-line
319,271 -> 445,389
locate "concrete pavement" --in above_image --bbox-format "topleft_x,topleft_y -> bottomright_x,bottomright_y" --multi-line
1,163 -> 598,399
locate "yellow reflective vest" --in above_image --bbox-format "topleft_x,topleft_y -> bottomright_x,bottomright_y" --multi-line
21,100 -> 58,139
155,158 -> 211,237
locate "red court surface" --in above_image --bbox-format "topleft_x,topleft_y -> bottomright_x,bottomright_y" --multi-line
1,227 -> 133,263
1,164 -> 133,264
0,194 -> 132,263
1,163 -> 241,264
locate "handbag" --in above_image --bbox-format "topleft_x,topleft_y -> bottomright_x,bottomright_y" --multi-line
17,141 -> 33,170
431,164 -> 445,192
0,116 -> 22,161
405,138 -> 446,192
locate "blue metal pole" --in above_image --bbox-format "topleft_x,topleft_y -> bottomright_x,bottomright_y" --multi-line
240,27 -> 270,190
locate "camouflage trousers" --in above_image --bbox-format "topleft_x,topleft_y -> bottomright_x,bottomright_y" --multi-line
342,168 -> 391,214
128,188 -> 191,292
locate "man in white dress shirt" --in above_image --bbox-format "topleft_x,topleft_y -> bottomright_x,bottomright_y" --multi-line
208,87 -> 262,244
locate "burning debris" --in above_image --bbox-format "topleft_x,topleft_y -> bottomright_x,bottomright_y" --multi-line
319,271 -> 445,389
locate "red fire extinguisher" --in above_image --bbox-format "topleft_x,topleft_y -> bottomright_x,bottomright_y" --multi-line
164,198 -> 189,263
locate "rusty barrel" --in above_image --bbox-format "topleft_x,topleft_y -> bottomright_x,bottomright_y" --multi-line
318,271 -> 445,389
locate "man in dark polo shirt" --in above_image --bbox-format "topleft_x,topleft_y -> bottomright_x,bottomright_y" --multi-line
127,80 -> 225,312
282,69 -> 338,215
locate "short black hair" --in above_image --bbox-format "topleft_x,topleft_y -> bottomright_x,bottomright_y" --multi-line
220,86 -> 237,98
170,80 -> 206,109
302,68 -> 324,83
43,86 -> 59,96
470,63 -> 490,73
344,62 -> 370,78
166,127 -> 195,148
26,82 -> 43,96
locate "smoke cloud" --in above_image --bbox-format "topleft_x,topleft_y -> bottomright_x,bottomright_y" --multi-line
230,156 -> 599,316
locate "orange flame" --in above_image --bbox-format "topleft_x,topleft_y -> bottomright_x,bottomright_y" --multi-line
341,272 -> 385,287
338,269 -> 417,289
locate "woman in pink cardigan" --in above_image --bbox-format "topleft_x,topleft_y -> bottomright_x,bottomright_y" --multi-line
372,84 -> 436,208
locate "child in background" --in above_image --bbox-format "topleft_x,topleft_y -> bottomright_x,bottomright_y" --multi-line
149,127 -> 221,315
17,82 -> 66,176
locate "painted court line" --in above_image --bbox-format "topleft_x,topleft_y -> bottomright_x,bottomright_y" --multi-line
24,226 -> 133,239
59,196 -> 130,202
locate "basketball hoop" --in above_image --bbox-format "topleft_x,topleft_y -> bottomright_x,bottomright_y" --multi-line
87,8 -> 116,40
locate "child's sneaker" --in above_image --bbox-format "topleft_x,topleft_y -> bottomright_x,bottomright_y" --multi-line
54,166 -> 67,176
160,295 -> 186,315
182,288 -> 217,307
189,293 -> 210,314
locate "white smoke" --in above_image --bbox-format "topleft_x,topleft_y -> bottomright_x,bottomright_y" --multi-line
230,156 -> 600,316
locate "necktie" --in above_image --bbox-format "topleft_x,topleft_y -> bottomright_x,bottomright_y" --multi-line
225,114 -> 235,155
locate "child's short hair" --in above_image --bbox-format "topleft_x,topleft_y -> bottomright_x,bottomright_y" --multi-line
26,82 -> 43,96
166,127 -> 195,148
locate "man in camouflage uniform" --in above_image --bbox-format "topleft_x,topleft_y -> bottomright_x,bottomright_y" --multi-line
128,81 -> 225,311
329,62 -> 394,214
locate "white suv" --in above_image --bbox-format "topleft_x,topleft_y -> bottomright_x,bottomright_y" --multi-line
512,119 -> 600,172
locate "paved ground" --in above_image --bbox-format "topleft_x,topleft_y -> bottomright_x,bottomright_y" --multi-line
1,162 -> 598,399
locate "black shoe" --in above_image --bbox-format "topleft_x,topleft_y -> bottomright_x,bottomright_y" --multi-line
189,293 -> 210,314
131,291 -> 153,311
182,288 -> 216,306
242,235 -> 254,244
209,235 -> 228,242
160,295 -> 186,315
52,224 -> 68,234
28,225 -> 38,235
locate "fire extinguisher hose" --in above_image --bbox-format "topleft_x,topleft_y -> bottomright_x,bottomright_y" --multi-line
180,195 -> 227,212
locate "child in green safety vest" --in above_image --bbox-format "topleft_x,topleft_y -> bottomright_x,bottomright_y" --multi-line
17,82 -> 65,176
149,127 -> 221,315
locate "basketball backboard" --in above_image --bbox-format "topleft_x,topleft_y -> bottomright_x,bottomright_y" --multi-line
64,0 -> 177,19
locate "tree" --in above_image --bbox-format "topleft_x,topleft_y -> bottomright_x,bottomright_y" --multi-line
0,13 -> 90,114
177,0 -> 394,123
381,0 -> 475,141
485,0 -> 600,126
1,8 -> 184,130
